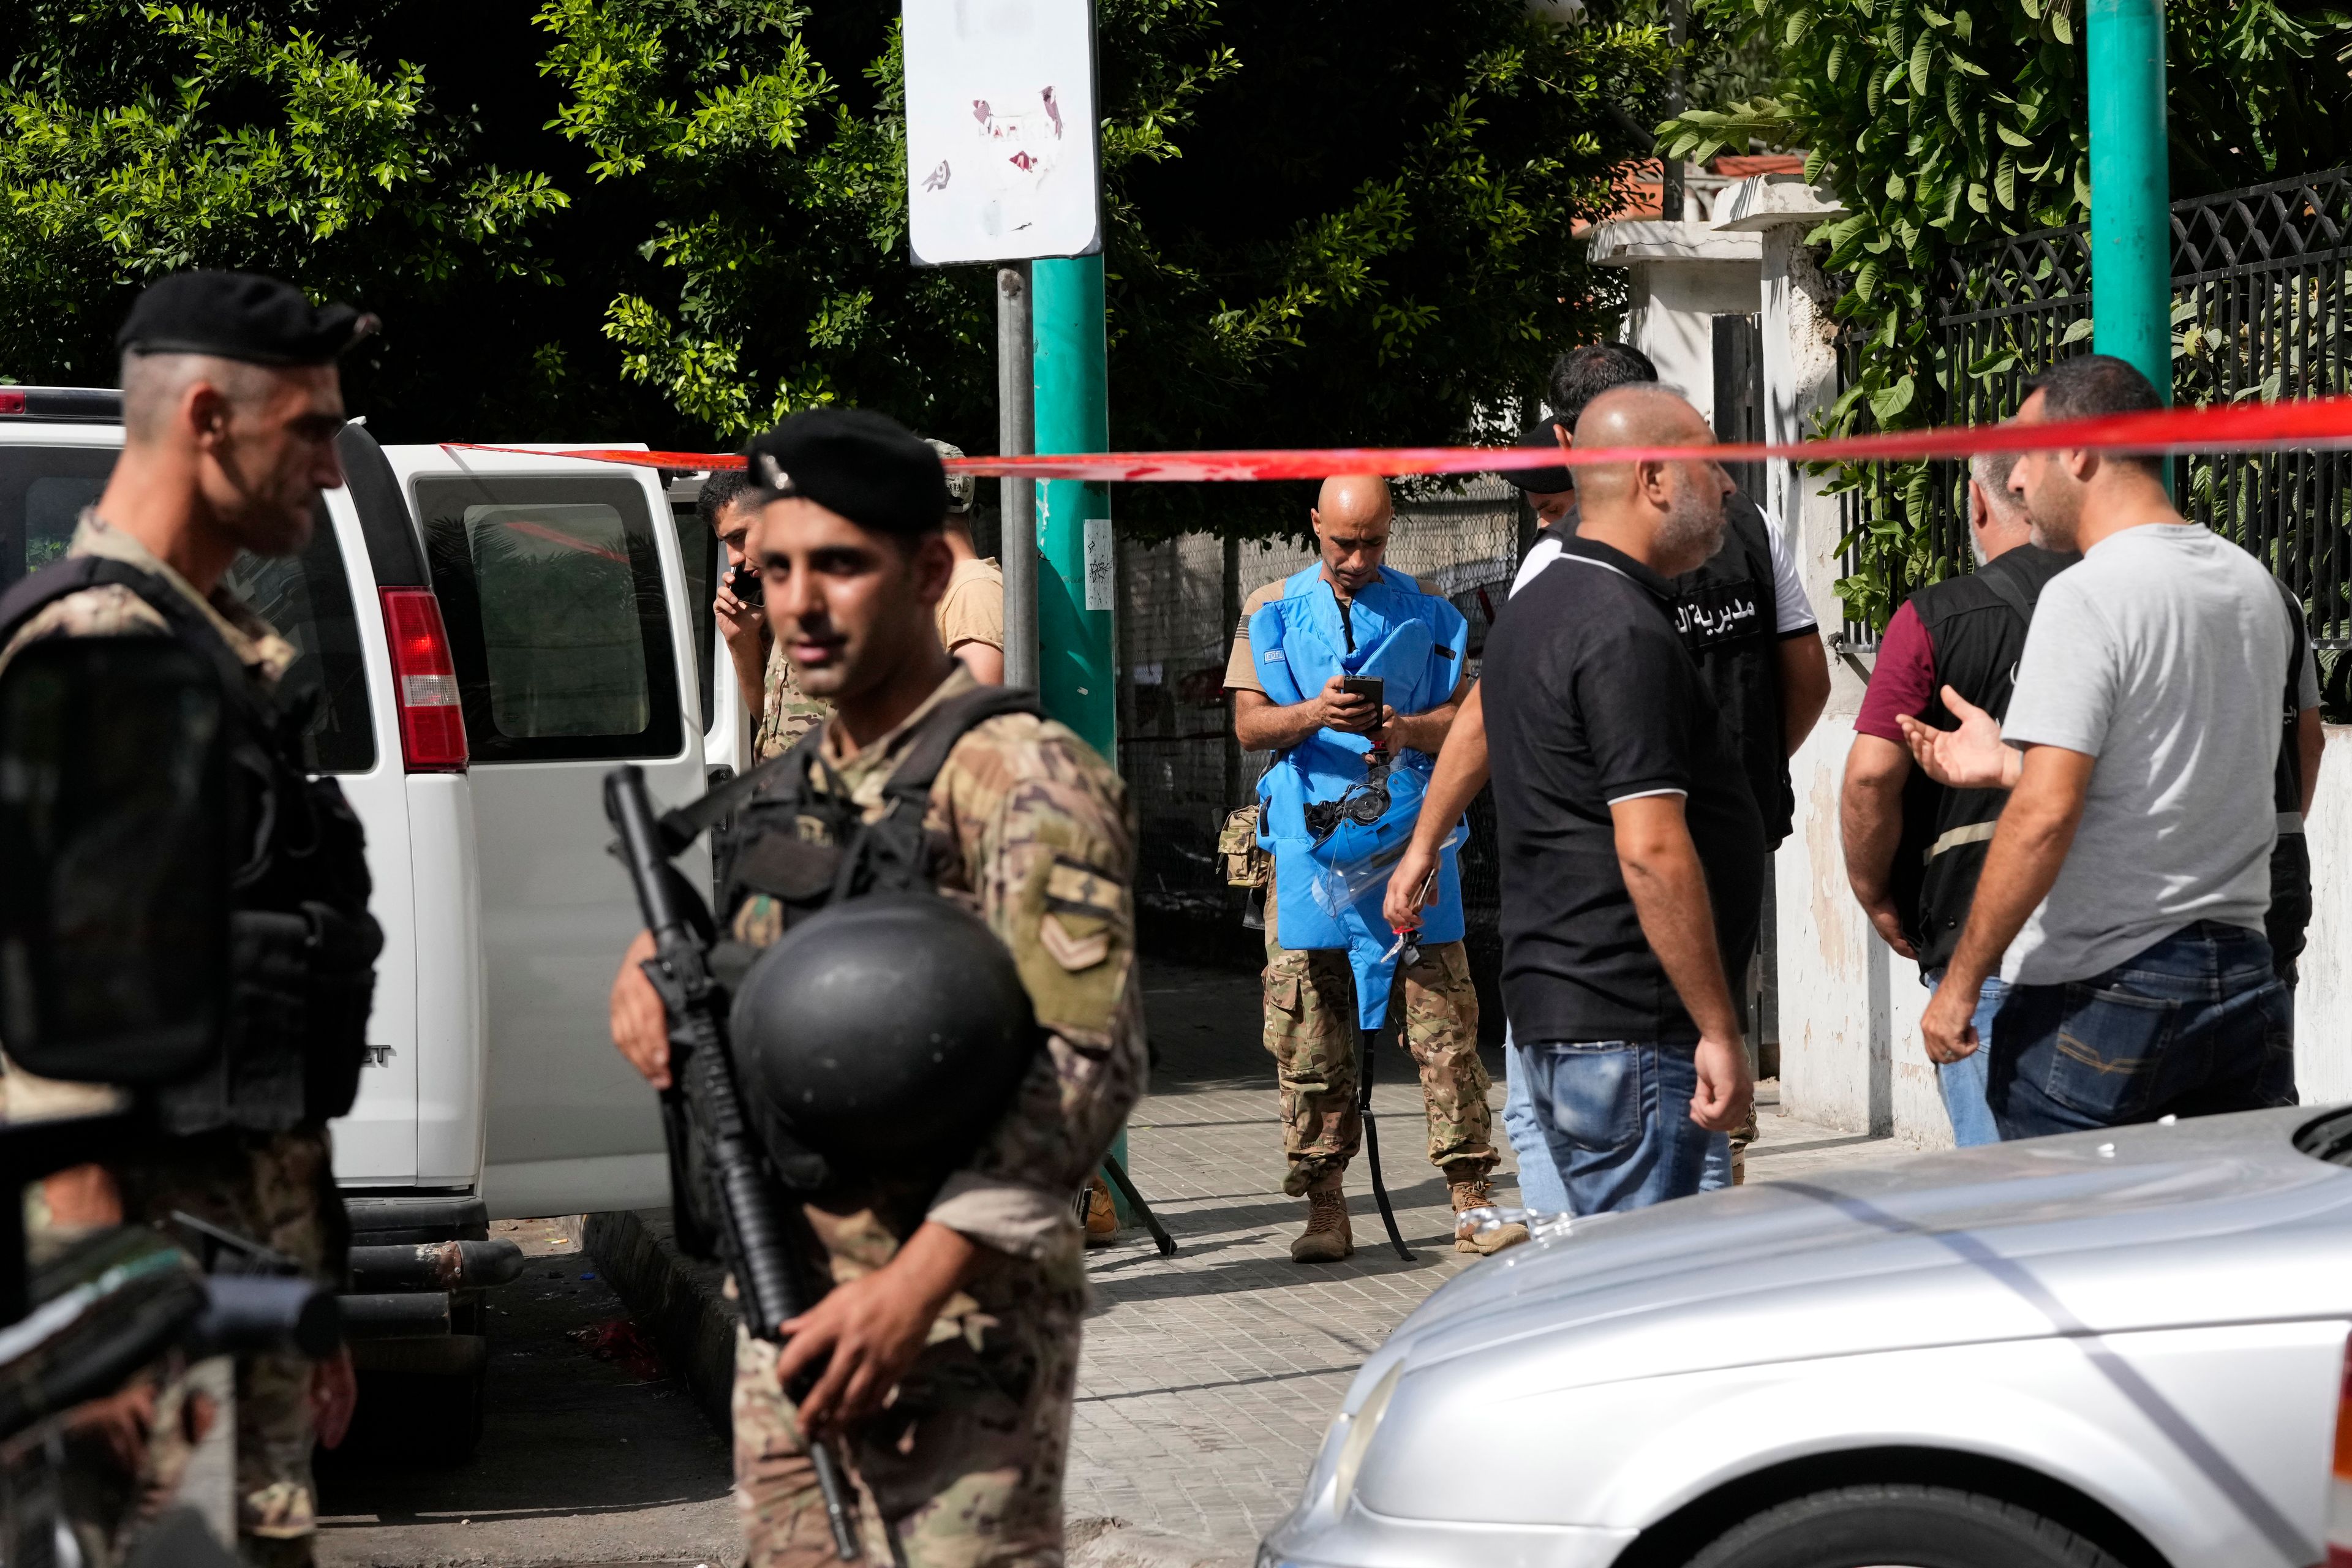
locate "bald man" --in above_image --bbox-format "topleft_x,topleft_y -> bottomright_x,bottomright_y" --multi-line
1393,388 -> 1760,1214
1227,476 -> 1508,1261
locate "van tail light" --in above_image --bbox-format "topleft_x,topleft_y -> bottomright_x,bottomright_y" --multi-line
2330,1333 -> 2352,1565
379,588 -> 467,772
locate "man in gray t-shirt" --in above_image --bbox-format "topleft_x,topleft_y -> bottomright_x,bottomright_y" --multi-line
1900,356 -> 2298,1138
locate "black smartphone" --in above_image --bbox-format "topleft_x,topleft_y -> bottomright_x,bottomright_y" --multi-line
728,559 -> 764,608
1339,676 -> 1384,711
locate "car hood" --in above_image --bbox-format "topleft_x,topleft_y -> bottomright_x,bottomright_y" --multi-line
1375,1107 -> 2352,1392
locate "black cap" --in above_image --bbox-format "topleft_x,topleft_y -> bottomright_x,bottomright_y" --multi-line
743,409 -> 948,538
116,270 -> 377,366
1502,415 -> 1574,494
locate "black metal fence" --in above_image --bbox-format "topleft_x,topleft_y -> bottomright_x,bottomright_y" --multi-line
1841,167 -> 2352,651
1115,486 -> 1526,957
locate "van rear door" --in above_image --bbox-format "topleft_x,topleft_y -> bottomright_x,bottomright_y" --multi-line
380,445 -> 707,1218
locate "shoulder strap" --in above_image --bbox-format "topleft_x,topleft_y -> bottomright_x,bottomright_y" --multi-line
657,720 -> 830,852
879,685 -> 1047,807
1975,561 -> 2038,631
0,556 -> 256,710
658,684 -> 1047,853
0,555 -> 108,638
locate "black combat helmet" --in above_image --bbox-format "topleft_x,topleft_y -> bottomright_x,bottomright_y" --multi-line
728,893 -> 1038,1185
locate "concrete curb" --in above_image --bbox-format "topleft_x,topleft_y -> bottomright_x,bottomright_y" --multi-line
582,1208 -> 736,1433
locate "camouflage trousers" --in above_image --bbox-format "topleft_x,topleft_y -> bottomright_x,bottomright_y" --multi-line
1261,892 -> 1493,1196
115,1128 -> 344,1568
732,1259 -> 1085,1568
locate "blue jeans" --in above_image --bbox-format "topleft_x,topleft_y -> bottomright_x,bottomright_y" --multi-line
1517,1039 -> 1725,1215
1501,1033 -> 1570,1213
1923,969 -> 2005,1147
1992,921 -> 2297,1139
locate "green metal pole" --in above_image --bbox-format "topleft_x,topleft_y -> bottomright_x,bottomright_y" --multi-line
1032,253 -> 1131,1225
2086,0 -> 2172,404
1030,254 -> 1117,761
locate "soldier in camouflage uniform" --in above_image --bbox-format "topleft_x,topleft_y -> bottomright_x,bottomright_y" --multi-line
701,469 -> 831,761
756,639 -> 831,760
611,410 -> 1141,1568
1226,478 -> 1517,1262
0,272 -> 369,1567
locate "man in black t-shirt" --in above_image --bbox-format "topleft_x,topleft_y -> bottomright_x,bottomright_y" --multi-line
1403,384 -> 1763,1212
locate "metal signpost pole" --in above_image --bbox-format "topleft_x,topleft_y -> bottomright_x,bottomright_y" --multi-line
997,263 -> 1039,690
2087,0 -> 2171,402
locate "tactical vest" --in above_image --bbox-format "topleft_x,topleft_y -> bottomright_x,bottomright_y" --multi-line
703,684 -> 1046,963
0,557 -> 382,1134
1894,545 -> 2075,974
1669,494 -> 1790,846
1530,495 -> 1793,844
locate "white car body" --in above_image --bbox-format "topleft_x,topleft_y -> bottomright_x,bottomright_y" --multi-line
1263,1107 -> 2352,1568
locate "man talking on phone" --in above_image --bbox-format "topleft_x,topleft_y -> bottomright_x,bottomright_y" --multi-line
1226,475 -> 1510,1262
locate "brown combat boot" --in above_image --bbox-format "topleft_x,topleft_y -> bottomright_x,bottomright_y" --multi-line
1450,1175 -> 1530,1256
1290,1174 -> 1353,1263
1084,1175 -> 1119,1246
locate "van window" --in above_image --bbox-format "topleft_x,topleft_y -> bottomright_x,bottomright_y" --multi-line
414,475 -> 682,762
0,447 -> 376,774
671,502 -> 718,728
221,523 -> 376,774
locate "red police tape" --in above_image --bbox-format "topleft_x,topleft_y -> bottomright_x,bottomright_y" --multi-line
443,393 -> 2352,482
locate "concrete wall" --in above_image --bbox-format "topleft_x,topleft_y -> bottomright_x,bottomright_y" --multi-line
1776,709 -> 2352,1146
1625,258 -> 1767,429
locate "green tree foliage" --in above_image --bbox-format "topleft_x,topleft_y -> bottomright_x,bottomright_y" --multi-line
0,0 -> 1676,538
535,0 -> 1681,537
1657,0 -> 2352,624
0,0 -> 594,432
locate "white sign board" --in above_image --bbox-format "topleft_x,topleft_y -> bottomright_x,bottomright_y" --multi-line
902,0 -> 1101,265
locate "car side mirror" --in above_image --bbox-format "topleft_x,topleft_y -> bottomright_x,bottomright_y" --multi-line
0,638 -> 232,1089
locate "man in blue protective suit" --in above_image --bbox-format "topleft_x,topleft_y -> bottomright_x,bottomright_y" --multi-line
1226,475 -> 1513,1262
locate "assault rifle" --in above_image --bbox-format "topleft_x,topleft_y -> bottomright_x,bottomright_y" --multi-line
603,764 -> 860,1561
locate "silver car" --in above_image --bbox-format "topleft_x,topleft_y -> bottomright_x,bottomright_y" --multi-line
1259,1106 -> 2352,1568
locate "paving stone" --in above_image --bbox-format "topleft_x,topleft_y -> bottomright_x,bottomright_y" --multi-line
1067,956 -> 1920,1564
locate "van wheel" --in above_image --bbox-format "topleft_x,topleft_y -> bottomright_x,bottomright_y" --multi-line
1686,1483 -> 2127,1568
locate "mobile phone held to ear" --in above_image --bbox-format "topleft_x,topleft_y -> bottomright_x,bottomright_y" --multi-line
1340,676 -> 1384,712
729,560 -> 764,608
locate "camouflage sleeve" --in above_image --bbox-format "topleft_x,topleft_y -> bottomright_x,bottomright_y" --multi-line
925,725 -> 1147,1259
0,584 -> 173,1119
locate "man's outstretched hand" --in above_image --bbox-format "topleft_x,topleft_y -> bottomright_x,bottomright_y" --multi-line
1896,687 -> 2019,791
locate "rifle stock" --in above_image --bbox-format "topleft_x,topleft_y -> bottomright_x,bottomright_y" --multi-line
604,765 -> 861,1560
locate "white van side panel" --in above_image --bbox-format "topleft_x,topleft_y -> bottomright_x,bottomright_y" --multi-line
407,772 -> 485,1186
383,447 -> 707,1220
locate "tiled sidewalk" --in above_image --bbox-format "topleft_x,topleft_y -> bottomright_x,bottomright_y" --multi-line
1065,957 -> 1918,1563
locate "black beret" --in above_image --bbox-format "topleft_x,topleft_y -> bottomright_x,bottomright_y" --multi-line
117,270 -> 377,366
743,409 -> 949,538
1502,415 -> 1575,494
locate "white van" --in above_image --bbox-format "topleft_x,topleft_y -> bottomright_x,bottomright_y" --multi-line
0,389 -> 747,1450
